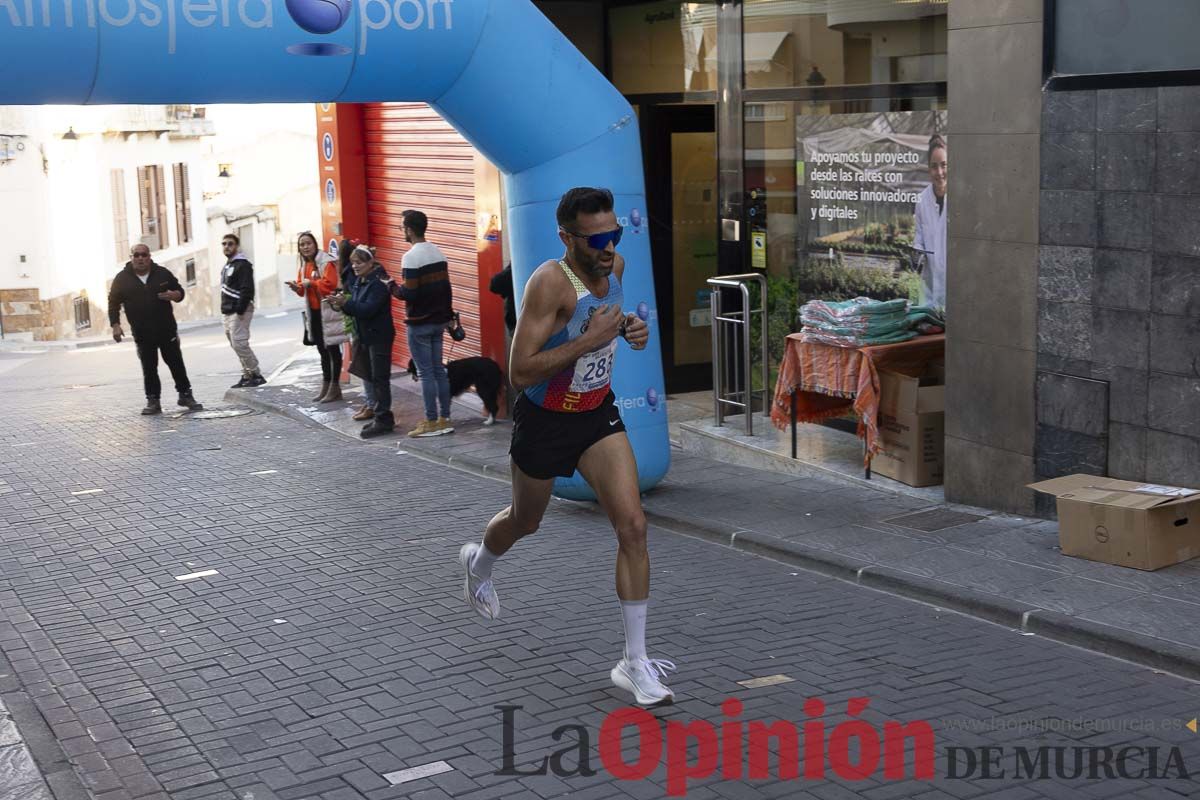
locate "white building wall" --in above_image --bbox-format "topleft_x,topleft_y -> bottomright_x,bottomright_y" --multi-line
203,104 -> 319,311
2,103 -> 312,339
205,210 -> 286,310
0,107 -> 52,293
0,105 -> 213,339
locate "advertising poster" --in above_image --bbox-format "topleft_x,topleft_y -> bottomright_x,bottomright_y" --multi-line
795,111 -> 948,311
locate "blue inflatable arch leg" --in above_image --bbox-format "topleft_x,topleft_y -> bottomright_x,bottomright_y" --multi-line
0,0 -> 670,499
431,6 -> 670,499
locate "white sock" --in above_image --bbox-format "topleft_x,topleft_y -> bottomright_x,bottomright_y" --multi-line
471,542 -> 500,579
620,599 -> 648,662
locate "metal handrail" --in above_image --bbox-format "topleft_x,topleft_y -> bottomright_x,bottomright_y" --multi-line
707,273 -> 769,436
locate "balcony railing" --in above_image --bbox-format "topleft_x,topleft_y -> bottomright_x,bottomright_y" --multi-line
102,105 -> 215,137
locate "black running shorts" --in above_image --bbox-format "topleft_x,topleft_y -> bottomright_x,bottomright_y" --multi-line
510,391 -> 626,479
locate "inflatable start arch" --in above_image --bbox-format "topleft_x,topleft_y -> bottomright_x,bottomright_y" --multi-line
0,0 -> 670,498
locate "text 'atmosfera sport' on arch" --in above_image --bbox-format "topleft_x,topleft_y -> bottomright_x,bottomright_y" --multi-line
0,0 -> 670,499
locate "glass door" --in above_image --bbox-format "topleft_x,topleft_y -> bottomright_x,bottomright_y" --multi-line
670,130 -> 719,375
642,103 -> 717,392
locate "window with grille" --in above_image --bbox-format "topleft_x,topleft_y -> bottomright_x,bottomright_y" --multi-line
136,165 -> 168,251
110,169 -> 128,263
173,163 -> 192,244
185,258 -> 196,287
73,294 -> 91,331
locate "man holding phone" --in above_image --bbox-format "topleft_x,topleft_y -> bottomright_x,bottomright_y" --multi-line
456,188 -> 675,707
107,244 -> 203,415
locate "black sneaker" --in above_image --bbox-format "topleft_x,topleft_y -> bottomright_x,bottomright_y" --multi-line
177,393 -> 204,411
246,373 -> 267,387
141,398 -> 162,416
231,376 -> 250,389
360,420 -> 394,439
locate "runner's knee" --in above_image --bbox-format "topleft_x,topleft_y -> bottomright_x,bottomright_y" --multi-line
509,508 -> 542,538
615,510 -> 647,551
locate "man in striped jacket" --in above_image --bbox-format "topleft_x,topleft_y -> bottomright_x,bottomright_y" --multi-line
388,210 -> 454,438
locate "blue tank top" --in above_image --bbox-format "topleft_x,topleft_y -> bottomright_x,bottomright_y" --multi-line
524,260 -> 624,413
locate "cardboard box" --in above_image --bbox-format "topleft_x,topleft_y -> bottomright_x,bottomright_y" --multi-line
872,369 -> 945,487
1028,475 -> 1200,570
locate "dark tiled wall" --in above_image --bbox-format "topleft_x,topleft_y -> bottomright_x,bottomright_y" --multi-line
1037,87 -> 1200,512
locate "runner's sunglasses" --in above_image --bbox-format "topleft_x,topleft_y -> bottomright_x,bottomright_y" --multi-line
559,225 -> 623,251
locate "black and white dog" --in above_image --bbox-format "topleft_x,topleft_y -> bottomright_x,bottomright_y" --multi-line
407,356 -> 504,425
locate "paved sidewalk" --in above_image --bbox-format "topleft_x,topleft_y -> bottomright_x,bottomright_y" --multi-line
232,351 -> 1200,682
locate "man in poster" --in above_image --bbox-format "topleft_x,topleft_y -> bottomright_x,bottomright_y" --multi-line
913,134 -> 948,311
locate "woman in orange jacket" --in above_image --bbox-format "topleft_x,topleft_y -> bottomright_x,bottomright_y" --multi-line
287,232 -> 348,402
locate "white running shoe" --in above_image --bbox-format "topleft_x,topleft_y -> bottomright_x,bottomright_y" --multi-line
611,656 -> 677,706
458,543 -> 500,620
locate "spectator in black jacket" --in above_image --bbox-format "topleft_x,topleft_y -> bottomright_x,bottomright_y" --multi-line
337,238 -> 378,422
107,244 -> 203,415
488,263 -> 517,335
330,245 -> 395,438
220,234 -> 265,388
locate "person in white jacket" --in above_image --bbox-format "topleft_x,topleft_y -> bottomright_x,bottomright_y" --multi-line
286,232 -> 349,403
912,134 -> 948,312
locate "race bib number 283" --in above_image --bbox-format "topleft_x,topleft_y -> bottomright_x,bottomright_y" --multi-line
571,343 -> 616,393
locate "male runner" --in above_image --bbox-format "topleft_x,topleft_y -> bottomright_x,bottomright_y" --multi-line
457,187 -> 675,706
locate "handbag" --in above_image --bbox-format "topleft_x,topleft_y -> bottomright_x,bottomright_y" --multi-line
446,310 -> 466,342
347,339 -> 371,380
321,298 -> 349,348
301,310 -> 313,346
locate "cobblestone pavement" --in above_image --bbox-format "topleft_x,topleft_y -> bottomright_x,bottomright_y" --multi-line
1,330 -> 1199,800
238,351 -> 1200,679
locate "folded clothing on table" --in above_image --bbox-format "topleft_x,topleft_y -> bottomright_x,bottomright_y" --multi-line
799,297 -> 916,347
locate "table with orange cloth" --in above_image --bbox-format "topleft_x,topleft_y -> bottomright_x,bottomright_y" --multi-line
771,333 -> 946,468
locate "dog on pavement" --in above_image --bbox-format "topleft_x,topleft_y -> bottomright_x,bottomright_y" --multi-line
407,356 -> 504,425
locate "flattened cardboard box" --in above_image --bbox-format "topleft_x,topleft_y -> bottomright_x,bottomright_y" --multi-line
1028,474 -> 1200,570
873,369 -> 945,487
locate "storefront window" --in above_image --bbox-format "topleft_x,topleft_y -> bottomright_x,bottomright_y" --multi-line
741,1 -> 948,379
609,1 -> 718,95
743,0 -> 947,89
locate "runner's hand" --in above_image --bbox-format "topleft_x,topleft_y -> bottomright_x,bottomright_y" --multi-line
580,304 -> 623,350
112,324 -> 124,343
622,313 -> 648,350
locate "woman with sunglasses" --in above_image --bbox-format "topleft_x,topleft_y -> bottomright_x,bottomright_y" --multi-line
286,232 -> 347,403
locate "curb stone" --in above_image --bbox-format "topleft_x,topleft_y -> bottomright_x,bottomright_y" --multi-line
731,529 -> 872,580
225,388 -> 343,434
857,566 -> 1034,629
226,389 -> 514,485
1023,610 -> 1200,681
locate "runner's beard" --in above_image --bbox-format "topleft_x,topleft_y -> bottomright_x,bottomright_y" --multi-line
589,260 -> 614,278
572,244 -> 614,278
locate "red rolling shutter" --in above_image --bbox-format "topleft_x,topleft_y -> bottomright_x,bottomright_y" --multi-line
362,103 -> 481,366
